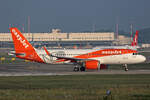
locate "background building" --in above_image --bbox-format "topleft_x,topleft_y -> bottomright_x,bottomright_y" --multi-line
0,29 -> 131,48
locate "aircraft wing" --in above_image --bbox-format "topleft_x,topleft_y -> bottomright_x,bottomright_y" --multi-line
43,46 -> 93,62
51,55 -> 93,62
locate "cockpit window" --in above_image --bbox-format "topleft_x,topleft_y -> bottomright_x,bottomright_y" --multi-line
133,53 -> 137,55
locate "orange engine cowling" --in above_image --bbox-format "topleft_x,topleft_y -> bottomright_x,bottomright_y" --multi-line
85,60 -> 100,69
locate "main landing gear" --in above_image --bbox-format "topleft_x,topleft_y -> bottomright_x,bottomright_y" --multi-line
73,65 -> 79,72
73,65 -> 85,72
123,64 -> 128,71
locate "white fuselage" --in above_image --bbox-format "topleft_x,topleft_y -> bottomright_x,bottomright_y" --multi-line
35,48 -> 146,64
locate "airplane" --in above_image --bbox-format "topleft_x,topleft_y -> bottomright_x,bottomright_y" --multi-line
9,27 -> 146,72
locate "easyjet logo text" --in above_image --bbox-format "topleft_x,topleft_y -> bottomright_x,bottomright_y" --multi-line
102,50 -> 122,54
12,29 -> 29,48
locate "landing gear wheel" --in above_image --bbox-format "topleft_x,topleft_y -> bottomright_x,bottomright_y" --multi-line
80,67 -> 85,71
123,64 -> 128,71
73,67 -> 79,72
125,68 -> 128,71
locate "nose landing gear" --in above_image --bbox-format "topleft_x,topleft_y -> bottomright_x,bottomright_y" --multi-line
123,64 -> 128,71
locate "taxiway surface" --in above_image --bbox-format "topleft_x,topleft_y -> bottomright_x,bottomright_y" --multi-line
0,63 -> 150,76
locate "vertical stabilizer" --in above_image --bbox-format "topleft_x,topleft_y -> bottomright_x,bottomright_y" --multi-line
10,27 -> 44,63
131,30 -> 138,47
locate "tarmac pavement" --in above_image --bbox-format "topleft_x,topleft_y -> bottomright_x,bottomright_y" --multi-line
0,63 -> 150,76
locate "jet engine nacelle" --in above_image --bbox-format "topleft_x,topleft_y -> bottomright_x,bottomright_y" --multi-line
85,60 -> 100,69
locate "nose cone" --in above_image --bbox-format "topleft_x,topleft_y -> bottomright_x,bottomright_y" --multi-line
139,55 -> 146,63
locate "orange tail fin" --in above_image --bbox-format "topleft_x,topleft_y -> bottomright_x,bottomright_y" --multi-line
10,27 -> 44,63
131,30 -> 138,47
10,27 -> 33,52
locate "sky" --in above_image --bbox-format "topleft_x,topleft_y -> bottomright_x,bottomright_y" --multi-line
0,0 -> 150,32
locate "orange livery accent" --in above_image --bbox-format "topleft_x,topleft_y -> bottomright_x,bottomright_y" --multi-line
43,46 -> 50,56
10,28 -> 44,63
75,49 -> 137,59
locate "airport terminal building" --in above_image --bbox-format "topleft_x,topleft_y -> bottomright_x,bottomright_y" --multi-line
0,29 -> 131,48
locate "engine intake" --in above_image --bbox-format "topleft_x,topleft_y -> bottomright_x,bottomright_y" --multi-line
85,60 -> 100,69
